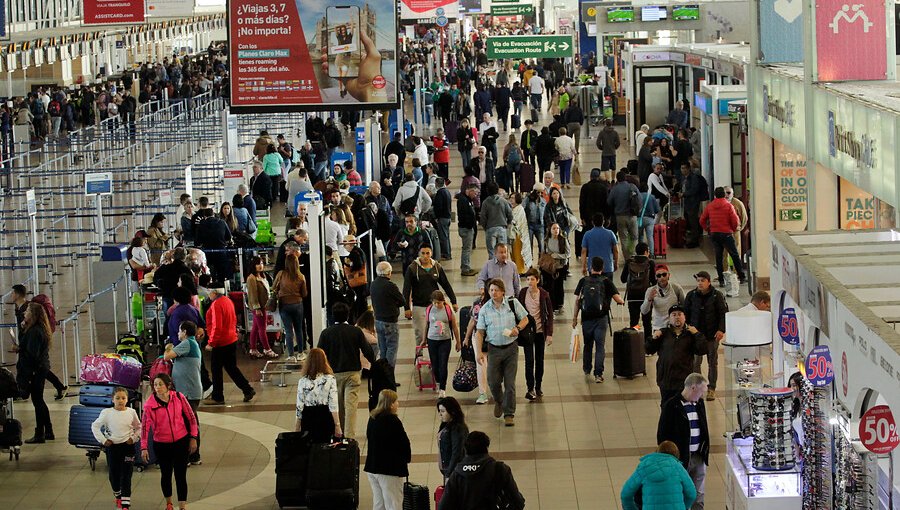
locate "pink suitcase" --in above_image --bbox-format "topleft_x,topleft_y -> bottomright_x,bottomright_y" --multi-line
414,346 -> 436,391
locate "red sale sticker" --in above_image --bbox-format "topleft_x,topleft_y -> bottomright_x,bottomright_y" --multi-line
372,76 -> 386,89
859,405 -> 899,454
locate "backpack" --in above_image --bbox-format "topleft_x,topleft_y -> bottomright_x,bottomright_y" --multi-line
695,174 -> 710,201
399,186 -> 421,216
367,359 -> 397,410
116,334 -> 145,365
626,259 -> 651,297
31,294 -> 57,333
579,275 -> 606,315
507,147 -> 521,166
30,100 -> 45,117
628,187 -> 642,217
48,100 -> 61,116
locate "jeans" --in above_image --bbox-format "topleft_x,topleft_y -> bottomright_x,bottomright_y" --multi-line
487,343 -> 518,416
210,342 -> 253,401
528,224 -> 544,257
279,302 -> 305,356
460,150 -> 472,171
582,317 -> 609,377
50,116 -> 61,138
367,472 -> 404,510
45,369 -> 67,392
693,339 -> 719,389
601,155 -> 616,172
616,215 -> 639,259
513,100 -> 523,117
530,93 -> 542,110
375,320 -> 400,367
688,452 -> 707,510
424,105 -> 433,125
314,160 -> 328,182
559,158 -> 573,185
485,226 -> 508,259
334,371 -> 362,438
249,310 -> 271,351
155,436 -> 190,501
566,123 -> 582,153
427,339 -> 453,390
459,227 -> 475,271
639,216 -> 656,256
711,232 -> 745,281
507,162 -> 521,193
106,443 -> 135,508
486,144 -> 498,167
523,333 -> 546,392
435,217 -> 452,258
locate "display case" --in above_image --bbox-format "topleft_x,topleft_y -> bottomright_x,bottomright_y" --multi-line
726,438 -> 802,510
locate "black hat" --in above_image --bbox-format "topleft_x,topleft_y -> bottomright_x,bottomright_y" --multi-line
668,305 -> 686,315
693,271 -> 712,281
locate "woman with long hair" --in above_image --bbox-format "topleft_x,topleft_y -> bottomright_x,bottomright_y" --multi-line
127,234 -> 155,290
543,187 -> 573,236
518,268 -> 554,400
355,310 -> 378,371
18,302 -> 54,443
364,390 -> 411,510
436,396 -> 468,482
274,253 -> 308,361
219,202 -> 238,233
231,194 -> 256,236
542,222 -> 570,314
456,117 -> 477,170
246,256 -> 277,358
147,213 -> 170,265
294,348 -> 341,442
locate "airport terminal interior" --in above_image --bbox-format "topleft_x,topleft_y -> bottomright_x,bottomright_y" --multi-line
1,0 -> 900,509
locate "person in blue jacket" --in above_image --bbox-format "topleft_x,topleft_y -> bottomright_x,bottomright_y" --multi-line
620,440 -> 696,510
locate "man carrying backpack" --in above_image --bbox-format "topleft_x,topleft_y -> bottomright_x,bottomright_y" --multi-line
572,257 -> 625,383
620,242 -> 656,331
393,173 -> 432,220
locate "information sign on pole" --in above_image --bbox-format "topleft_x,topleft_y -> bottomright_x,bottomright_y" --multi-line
485,35 -> 574,59
490,5 -> 534,16
777,307 -> 800,345
25,189 -> 36,216
184,165 -> 193,198
859,405 -> 900,454
84,172 -> 113,195
804,345 -> 834,387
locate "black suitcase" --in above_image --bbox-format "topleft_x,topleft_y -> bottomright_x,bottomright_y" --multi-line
403,480 -> 430,510
613,328 -> 647,379
275,431 -> 314,508
530,108 -> 539,123
0,368 -> 18,400
68,405 -> 104,448
510,114 -> 521,130
626,159 -> 639,176
519,163 -> 535,194
306,438 -> 360,510
0,417 -> 22,449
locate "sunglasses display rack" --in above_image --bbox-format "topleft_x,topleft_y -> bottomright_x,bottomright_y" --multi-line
799,381 -> 833,510
834,428 -> 875,510
749,387 -> 796,471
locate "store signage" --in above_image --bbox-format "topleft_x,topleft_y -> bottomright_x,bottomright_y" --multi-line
485,35 -> 574,59
633,51 -> 673,62
840,178 -> 878,229
490,4 -> 534,16
827,110 -> 877,169
816,0 -> 887,80
684,54 -> 702,66
859,405 -> 900,454
228,0 -> 399,112
758,0 -> 804,63
25,189 -> 36,217
146,0 -> 194,17
762,85 -> 795,127
83,0 -> 146,24
700,57 -> 713,68
693,92 -> 712,115
778,308 -> 801,345
493,0 -> 518,3
805,345 -> 834,386
84,172 -> 113,195
774,141 -> 808,231
400,0 -> 459,21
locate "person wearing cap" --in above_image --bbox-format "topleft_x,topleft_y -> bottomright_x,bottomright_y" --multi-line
683,271 -> 727,401
577,168 -> 610,259
203,285 -> 255,405
519,119 -> 539,169
646,305 -> 706,404
640,264 -> 685,335
700,187 -> 746,286
275,229 -> 307,274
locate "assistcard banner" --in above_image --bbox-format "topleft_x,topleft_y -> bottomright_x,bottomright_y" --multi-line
400,0 -> 459,21
83,0 -> 146,24
228,0 -> 398,113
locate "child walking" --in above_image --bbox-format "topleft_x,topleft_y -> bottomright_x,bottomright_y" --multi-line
420,291 -> 461,398
91,387 -> 141,509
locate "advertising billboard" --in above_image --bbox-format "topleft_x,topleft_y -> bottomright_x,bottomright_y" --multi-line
758,0 -> 803,63
400,0 -> 459,22
147,0 -> 195,17
83,0 -> 146,24
816,0 -> 887,80
228,0 -> 399,113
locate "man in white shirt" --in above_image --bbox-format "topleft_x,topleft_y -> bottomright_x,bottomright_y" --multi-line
647,163 -> 670,209
635,124 -> 650,156
528,74 -> 545,111
479,114 -> 499,164
323,205 -> 343,253
738,291 -> 770,312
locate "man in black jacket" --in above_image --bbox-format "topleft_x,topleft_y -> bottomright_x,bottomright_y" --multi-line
383,132 -> 406,169
576,169 -> 609,258
317,302 -> 376,439
683,271 -> 727,401
369,261 -> 405,368
250,161 -> 273,210
564,99 -> 585,153
195,213 -> 232,281
519,120 -> 539,168
534,126 -> 557,174
438,431 -> 525,510
433,178 -> 453,261
646,305 -> 706,404
457,184 -> 479,276
657,373 -> 710,510
153,247 -> 194,311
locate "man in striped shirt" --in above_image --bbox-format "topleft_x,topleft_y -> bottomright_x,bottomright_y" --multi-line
657,373 -> 710,510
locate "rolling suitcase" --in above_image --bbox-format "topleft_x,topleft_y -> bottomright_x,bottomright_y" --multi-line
414,346 -> 436,391
134,428 -> 157,471
612,328 -> 646,379
275,431 -> 314,508
68,405 -> 104,448
404,480 -> 431,510
667,217 -> 687,249
530,108 -> 539,123
445,120 -> 458,143
653,223 -> 667,259
510,114 -> 521,130
519,163 -> 535,195
79,384 -> 118,407
306,438 -> 360,510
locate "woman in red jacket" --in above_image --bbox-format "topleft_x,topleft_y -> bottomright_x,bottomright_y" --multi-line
142,373 -> 199,510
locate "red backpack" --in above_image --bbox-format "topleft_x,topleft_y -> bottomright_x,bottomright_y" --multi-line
31,294 -> 57,333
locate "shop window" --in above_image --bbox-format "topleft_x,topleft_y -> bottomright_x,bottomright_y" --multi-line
838,178 -> 897,230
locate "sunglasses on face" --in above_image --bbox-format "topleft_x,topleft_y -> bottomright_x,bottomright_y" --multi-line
656,272 -> 668,278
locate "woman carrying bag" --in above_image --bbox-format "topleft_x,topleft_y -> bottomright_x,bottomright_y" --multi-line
517,268 -> 554,401
294,348 -> 342,442
246,256 -> 277,359
540,222 -> 570,315
18,303 -> 55,443
364,390 -> 411,510
273,253 -> 308,361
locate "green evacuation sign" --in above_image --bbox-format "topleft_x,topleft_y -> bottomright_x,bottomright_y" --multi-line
492,0 -> 518,3
491,4 -> 534,15
485,35 -> 574,59
780,209 -> 803,221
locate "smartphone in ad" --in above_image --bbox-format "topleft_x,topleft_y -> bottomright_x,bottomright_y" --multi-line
326,6 -> 361,79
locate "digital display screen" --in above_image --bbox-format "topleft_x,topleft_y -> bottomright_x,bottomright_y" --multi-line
641,6 -> 668,21
607,7 -> 635,23
673,4 -> 701,20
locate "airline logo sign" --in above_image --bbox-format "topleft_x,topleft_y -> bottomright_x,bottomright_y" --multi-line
485,35 -> 573,59
816,0 -> 887,80
759,0 -> 804,63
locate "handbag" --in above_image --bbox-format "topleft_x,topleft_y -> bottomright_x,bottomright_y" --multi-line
507,298 -> 535,346
452,349 -> 478,393
266,274 -> 280,312
538,252 -> 557,274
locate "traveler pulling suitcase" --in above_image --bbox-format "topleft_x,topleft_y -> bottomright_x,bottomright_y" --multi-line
612,328 -> 647,379
305,438 -> 360,510
275,431 -> 314,508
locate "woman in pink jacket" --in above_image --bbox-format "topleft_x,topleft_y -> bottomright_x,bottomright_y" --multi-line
142,373 -> 199,510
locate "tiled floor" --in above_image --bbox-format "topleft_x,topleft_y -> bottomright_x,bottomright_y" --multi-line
0,116 -> 749,509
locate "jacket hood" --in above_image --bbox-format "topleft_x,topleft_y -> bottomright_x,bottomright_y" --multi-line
636,453 -> 683,483
453,454 -> 495,478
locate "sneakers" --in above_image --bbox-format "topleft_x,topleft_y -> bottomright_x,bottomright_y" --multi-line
493,402 -> 503,418
504,415 -> 515,427
55,386 -> 68,400
706,389 -> 717,401
202,398 -> 225,406
595,375 -> 604,383
461,269 -> 478,277
264,349 -> 279,358
116,498 -> 122,509
475,393 -> 489,405
243,388 -> 256,402
524,390 -> 536,401
202,386 -> 213,400
438,390 -> 446,398
584,373 -> 593,383
535,388 -> 543,398
285,355 -> 298,363
190,459 -> 203,466
249,349 -> 262,358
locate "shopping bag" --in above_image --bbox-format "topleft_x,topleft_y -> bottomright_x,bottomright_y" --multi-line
266,310 -> 283,332
569,330 -> 581,363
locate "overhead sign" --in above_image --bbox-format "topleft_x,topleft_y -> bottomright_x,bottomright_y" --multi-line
84,172 -> 114,195
485,35 -> 573,59
228,0 -> 399,113
490,5 -> 534,15
25,189 -> 36,217
146,0 -> 195,17
859,405 -> 899,454
400,0 -> 459,21
778,307 -> 800,345
83,0 -> 146,24
816,0 -> 887,80
804,345 -> 834,387
827,110 -> 877,170
758,0 -> 804,63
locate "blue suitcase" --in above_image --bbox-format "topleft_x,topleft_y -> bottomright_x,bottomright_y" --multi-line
68,405 -> 103,448
79,385 -> 115,407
